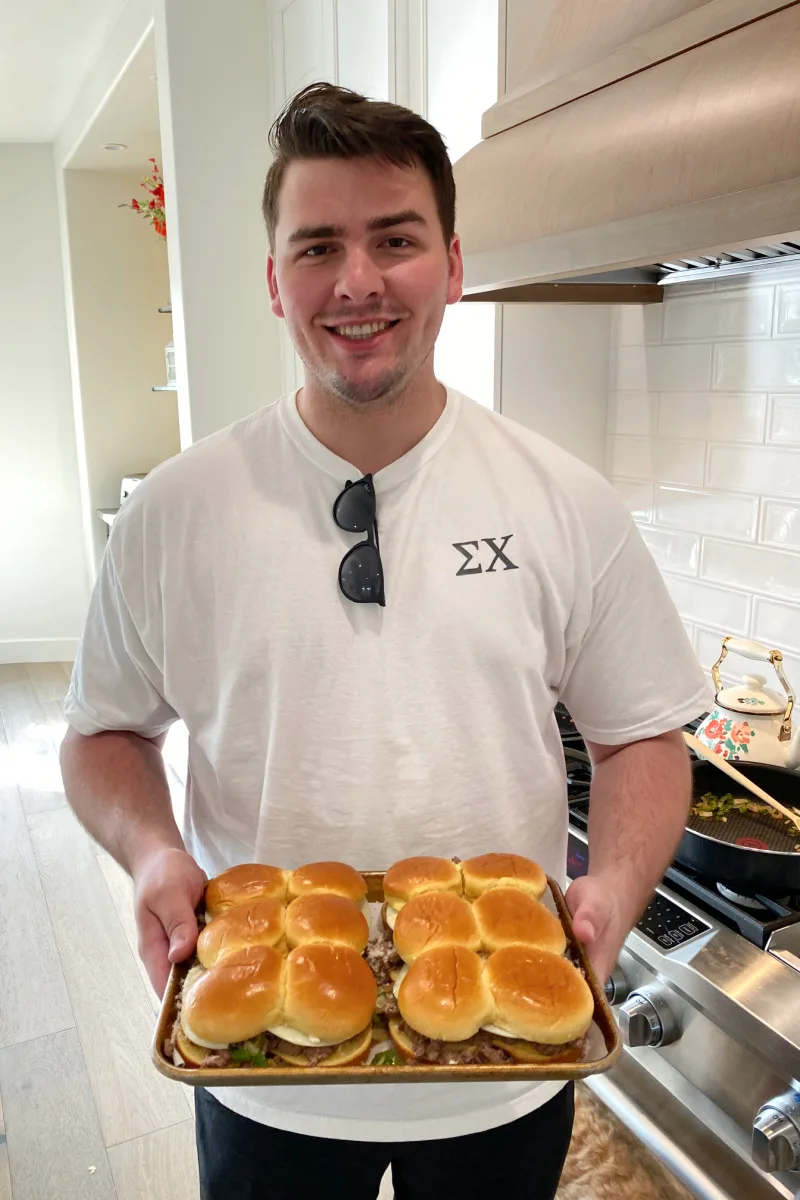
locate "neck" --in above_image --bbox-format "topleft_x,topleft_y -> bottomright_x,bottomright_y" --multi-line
296,364 -> 446,476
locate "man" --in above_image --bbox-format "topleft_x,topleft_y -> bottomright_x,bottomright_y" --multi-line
61,83 -> 707,1200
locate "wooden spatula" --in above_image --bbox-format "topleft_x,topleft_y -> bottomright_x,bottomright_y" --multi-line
683,731 -> 800,836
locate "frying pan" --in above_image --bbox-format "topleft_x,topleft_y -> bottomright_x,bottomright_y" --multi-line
675,760 -> 800,895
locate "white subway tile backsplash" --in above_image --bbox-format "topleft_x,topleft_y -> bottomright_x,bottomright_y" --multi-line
610,305 -> 663,347
612,478 -> 654,523
640,528 -> 699,576
664,575 -> 750,634
751,596 -> 800,656
713,340 -> 800,391
761,500 -> 800,551
701,538 -> 800,602
611,344 -> 712,392
693,626 -> 737,684
607,436 -> 706,485
707,445 -> 800,498
662,289 -> 773,342
654,485 -> 758,541
607,392 -> 659,436
776,284 -> 800,337
658,392 -> 766,442
768,395 -> 800,444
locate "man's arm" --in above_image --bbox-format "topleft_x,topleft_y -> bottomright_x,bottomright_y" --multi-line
565,728 -> 691,982
60,727 -> 206,996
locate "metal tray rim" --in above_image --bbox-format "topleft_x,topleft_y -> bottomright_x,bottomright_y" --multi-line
151,873 -> 621,1086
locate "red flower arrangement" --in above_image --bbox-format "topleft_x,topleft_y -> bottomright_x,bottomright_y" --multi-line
120,158 -> 166,239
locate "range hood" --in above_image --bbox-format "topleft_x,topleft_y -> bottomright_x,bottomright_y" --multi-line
454,1 -> 800,304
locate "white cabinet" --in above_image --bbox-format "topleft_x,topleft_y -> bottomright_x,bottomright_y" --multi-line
269,0 -> 390,108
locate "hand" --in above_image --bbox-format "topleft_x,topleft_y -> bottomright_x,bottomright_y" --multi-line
564,874 -> 627,985
133,847 -> 207,998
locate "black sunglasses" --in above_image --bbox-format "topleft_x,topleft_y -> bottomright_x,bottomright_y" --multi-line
332,474 -> 386,607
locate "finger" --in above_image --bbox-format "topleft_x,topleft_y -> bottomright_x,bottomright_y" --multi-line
137,906 -> 172,998
167,916 -> 199,964
569,909 -> 596,944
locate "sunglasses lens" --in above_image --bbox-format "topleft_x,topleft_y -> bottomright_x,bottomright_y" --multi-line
339,544 -> 384,604
334,481 -> 375,532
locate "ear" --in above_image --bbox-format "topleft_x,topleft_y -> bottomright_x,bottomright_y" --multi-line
446,234 -> 464,306
267,254 -> 285,318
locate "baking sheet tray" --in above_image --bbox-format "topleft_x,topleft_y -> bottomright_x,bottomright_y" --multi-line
152,873 -> 621,1086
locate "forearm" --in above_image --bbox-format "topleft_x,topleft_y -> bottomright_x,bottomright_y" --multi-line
586,730 -> 691,928
60,727 -> 185,877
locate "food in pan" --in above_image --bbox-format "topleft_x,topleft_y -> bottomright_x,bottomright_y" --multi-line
204,863 -> 289,919
197,897 -> 286,967
388,944 -> 593,1066
460,853 -> 547,900
172,941 -> 377,1068
692,791 -> 800,848
472,887 -> 566,955
382,856 -> 463,929
393,893 -> 481,963
162,853 -> 596,1073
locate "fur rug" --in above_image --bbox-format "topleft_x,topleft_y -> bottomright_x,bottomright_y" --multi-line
556,1083 -> 693,1200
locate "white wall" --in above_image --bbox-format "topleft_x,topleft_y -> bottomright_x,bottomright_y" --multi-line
154,0 -> 285,445
0,146 -> 89,662
64,169 -> 180,571
606,266 -> 800,689
501,304 -> 611,470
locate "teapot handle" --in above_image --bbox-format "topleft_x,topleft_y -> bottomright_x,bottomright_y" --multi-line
712,637 -> 795,741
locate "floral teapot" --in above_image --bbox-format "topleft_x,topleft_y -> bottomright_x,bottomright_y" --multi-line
696,636 -> 799,770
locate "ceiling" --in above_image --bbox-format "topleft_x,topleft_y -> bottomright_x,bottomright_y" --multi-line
67,32 -> 162,172
0,0 -> 129,141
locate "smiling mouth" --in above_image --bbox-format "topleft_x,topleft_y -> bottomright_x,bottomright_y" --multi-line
324,319 -> 401,340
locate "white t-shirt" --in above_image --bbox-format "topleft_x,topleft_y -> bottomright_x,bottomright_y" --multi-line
65,388 -> 708,1142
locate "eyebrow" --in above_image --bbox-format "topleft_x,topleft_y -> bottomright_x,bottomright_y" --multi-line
287,210 -> 428,244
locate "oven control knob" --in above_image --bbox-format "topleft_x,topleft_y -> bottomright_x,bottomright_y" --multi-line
618,985 -> 679,1048
752,1092 -> 800,1173
603,965 -> 631,1006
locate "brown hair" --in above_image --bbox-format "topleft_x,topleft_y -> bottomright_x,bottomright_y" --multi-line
262,83 -> 456,249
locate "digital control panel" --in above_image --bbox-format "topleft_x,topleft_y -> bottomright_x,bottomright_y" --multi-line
567,831 -> 710,950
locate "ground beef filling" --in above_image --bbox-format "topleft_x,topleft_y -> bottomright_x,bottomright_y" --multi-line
365,924 -> 403,986
396,1021 -> 585,1065
165,1019 -> 352,1068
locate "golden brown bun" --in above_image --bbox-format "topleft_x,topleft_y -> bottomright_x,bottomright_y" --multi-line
484,946 -> 594,1043
181,944 -> 284,1046
174,1025 -> 211,1067
273,1026 -> 372,1068
461,853 -> 546,900
287,862 -> 367,905
397,946 -> 493,1042
393,892 -> 480,963
197,898 -> 286,967
472,888 -> 566,955
489,1034 -> 584,1064
285,894 -> 369,954
204,864 -> 288,918
282,944 -> 377,1043
383,857 -> 462,909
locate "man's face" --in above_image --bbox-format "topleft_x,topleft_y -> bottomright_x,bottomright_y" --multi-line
267,156 -> 463,407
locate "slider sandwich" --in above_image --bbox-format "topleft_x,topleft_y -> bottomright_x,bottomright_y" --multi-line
170,940 -> 377,1069
389,945 -> 593,1066
204,863 -> 289,921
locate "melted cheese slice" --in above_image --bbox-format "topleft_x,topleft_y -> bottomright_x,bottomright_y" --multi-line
180,1017 -> 229,1050
266,1024 -> 343,1048
392,964 -> 409,998
481,1023 -> 524,1039
386,905 -> 398,930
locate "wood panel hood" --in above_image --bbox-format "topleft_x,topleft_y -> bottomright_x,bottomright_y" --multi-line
454,1 -> 800,302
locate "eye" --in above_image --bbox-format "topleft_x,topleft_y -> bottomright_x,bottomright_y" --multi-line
302,244 -> 330,258
384,236 -> 412,249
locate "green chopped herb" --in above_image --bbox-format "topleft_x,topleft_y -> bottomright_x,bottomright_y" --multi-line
372,1049 -> 404,1066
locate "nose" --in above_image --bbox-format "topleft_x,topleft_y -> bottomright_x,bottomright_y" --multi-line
333,246 -> 385,305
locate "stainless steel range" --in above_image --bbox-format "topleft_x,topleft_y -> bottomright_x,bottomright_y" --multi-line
561,707 -> 800,1200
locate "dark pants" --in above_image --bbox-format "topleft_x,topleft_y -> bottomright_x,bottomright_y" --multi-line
195,1083 -> 575,1200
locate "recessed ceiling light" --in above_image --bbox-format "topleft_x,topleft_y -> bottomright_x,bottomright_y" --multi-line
103,142 -> 127,152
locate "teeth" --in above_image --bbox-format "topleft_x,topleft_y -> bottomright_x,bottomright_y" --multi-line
333,321 -> 392,339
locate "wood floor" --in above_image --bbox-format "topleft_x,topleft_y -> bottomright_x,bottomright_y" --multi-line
0,662 -> 198,1200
